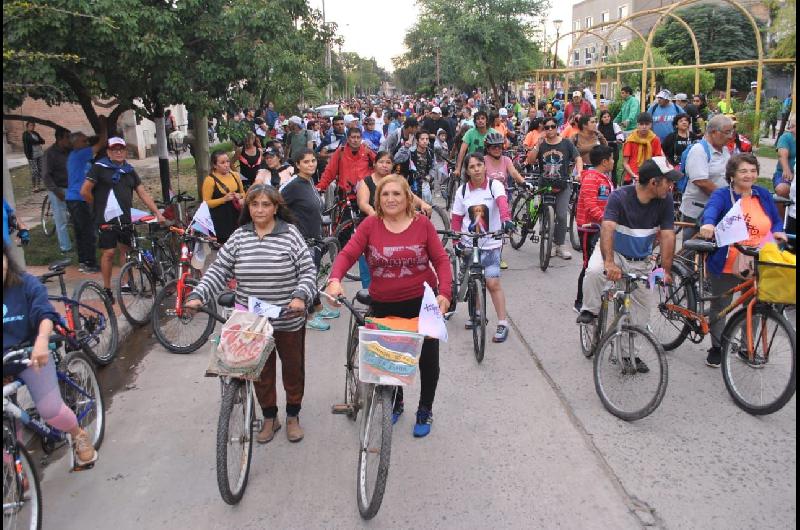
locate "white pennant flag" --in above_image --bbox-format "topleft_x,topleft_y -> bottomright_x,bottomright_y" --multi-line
190,201 -> 216,235
104,190 -> 123,221
248,296 -> 282,319
417,282 -> 448,342
714,199 -> 749,247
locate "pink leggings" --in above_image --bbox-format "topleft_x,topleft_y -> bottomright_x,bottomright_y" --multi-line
19,358 -> 78,433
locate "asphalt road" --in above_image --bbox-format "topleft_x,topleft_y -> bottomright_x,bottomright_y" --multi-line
39,236 -> 796,529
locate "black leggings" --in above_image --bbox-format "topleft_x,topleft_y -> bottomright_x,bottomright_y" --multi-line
370,297 -> 440,411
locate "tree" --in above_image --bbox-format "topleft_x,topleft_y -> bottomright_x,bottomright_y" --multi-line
769,0 -> 795,58
662,68 -> 716,96
393,0 -> 548,99
652,5 -> 766,92
603,40 -> 670,91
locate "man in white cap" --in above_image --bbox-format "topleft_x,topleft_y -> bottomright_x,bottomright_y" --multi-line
647,89 -> 684,143
285,115 -> 313,162
421,105 -> 452,144
565,89 -> 594,123
744,80 -> 764,108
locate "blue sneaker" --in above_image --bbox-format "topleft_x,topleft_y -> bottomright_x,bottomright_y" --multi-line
413,408 -> 433,438
317,307 -> 341,319
391,400 -> 404,424
306,316 -> 330,331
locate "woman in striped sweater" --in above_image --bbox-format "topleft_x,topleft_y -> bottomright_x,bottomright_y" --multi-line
186,184 -> 317,443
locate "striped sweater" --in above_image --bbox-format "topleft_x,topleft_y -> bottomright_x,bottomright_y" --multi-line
190,219 -> 316,331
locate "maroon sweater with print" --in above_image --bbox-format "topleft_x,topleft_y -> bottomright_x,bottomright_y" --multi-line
330,215 -> 453,303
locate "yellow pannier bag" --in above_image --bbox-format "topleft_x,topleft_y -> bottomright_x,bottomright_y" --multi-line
757,242 -> 796,305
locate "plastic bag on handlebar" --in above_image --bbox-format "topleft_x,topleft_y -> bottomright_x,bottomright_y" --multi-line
213,310 -> 274,378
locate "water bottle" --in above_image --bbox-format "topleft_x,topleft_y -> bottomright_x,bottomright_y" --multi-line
143,250 -> 155,265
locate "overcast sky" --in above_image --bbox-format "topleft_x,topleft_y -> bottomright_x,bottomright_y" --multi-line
309,0 -> 576,72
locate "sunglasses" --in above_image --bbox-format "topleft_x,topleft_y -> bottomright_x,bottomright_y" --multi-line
544,124 -> 558,130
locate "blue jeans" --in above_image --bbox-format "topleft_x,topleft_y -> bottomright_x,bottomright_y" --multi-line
358,255 -> 371,289
48,189 -> 72,252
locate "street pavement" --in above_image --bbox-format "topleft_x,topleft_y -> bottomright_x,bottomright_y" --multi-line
37,234 -> 796,529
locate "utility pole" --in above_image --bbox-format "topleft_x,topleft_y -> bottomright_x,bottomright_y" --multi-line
323,0 -> 332,102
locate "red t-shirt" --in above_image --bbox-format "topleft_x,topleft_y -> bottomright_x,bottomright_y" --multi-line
576,169 -> 615,227
330,215 -> 453,303
622,136 -> 663,177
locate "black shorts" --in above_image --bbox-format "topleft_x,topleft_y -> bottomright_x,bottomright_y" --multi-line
97,226 -> 132,250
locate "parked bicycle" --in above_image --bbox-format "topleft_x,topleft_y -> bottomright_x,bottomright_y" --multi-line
39,194 -> 70,238
3,335 -> 105,530
578,272 -> 668,421
38,259 -> 118,366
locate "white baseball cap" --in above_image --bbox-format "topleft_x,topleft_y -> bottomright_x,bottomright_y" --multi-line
499,107 -> 508,116
656,89 -> 673,100
288,116 -> 302,126
431,106 -> 442,114
108,137 -> 126,148
572,90 -> 582,97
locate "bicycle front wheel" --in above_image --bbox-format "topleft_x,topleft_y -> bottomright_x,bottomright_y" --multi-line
316,237 -> 340,292
59,351 -> 105,449
469,278 -> 487,363
357,385 -> 393,520
117,261 -> 156,326
40,196 -> 53,237
152,279 -> 216,354
568,198 -> 581,251
721,305 -> 796,415
345,318 -> 362,421
216,379 -> 254,505
2,442 -> 41,530
593,325 -> 668,421
539,204 -> 555,271
73,280 -> 119,366
428,205 -> 451,247
648,262 -> 696,351
509,194 -> 529,250
335,219 -> 361,282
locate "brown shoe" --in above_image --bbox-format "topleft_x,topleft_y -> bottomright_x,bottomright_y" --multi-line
256,417 -> 281,444
73,429 -> 97,468
286,416 -> 304,443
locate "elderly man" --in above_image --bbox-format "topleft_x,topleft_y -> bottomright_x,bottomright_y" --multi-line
679,114 -> 734,240
565,90 -> 594,124
285,116 -> 313,162
647,89 -> 685,143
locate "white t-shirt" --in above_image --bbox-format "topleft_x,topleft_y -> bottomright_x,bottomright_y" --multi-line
452,179 -> 506,250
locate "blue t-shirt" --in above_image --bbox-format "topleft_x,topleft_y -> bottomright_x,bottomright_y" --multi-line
3,273 -> 61,350
648,102 -> 685,143
66,146 -> 95,201
3,199 -> 13,247
774,132 -> 796,178
603,185 -> 675,258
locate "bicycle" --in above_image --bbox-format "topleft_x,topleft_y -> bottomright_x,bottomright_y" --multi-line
306,236 -> 340,292
649,240 -> 796,415
3,335 -> 105,530
578,272 -> 668,421
38,259 -> 119,366
155,191 -> 196,229
438,229 -> 506,363
39,194 -> 71,238
321,191 -> 362,281
567,179 -> 582,251
152,226 -> 221,354
509,174 -> 570,271
408,173 -> 451,246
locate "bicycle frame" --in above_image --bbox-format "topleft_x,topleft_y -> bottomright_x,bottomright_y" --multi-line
40,271 -> 107,348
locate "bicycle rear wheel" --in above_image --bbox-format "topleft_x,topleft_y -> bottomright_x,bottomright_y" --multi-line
2,442 -> 41,530
59,351 -> 105,449
648,263 -> 696,351
216,379 -> 254,505
568,197 -> 581,251
345,317 -> 363,421
721,305 -> 796,415
117,261 -> 156,325
509,194 -> 529,250
428,205 -> 451,247
40,196 -> 53,237
152,278 -> 216,354
316,237 -> 340,292
445,173 -> 459,211
72,280 -> 119,366
469,278 -> 487,363
593,325 -> 668,421
357,385 -> 393,520
539,204 -> 555,271
335,219 -> 361,282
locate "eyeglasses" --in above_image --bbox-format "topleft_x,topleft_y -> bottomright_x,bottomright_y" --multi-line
544,124 -> 558,130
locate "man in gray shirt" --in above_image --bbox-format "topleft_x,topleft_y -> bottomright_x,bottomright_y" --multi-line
679,114 -> 733,240
42,127 -> 73,254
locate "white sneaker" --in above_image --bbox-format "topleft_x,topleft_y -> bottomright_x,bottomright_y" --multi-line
555,245 -> 572,260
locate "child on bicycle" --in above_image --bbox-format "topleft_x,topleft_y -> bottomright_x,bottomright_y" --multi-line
3,245 -> 97,468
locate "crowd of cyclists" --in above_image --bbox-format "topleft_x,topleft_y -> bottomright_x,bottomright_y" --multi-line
3,84 -> 796,477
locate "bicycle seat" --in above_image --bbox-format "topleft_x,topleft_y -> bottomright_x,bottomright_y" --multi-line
683,239 -> 717,254
217,291 -> 236,308
48,258 -> 72,271
355,289 -> 372,307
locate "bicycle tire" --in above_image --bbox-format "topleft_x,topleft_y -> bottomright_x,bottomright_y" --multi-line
449,251 -> 460,312
470,278 -> 486,364
59,350 -> 105,449
40,196 -> 53,238
509,193 -> 529,250
345,317 -> 362,421
539,204 -> 555,271
356,385 -> 393,520
721,305 -> 796,415
445,173 -> 460,211
593,324 -> 668,421
316,237 -> 340,292
216,379 -> 254,505
72,280 -> 119,366
649,262 -> 697,352
117,261 -> 156,326
152,278 -> 216,354
2,443 -> 42,530
335,219 -> 361,282
429,205 -> 451,247
568,198 -> 581,251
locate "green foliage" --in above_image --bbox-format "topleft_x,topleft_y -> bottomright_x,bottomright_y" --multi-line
652,5 -> 765,92
603,40 -> 670,90
770,0 -> 796,58
393,0 -> 549,97
662,68 -> 716,96
216,120 -> 252,146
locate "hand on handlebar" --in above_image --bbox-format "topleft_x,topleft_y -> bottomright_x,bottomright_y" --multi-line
698,224 -> 715,240
604,262 -> 623,282
323,280 -> 345,305
436,295 -> 450,315
774,232 -> 789,244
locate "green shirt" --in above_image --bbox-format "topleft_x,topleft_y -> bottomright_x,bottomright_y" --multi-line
614,96 -> 640,132
463,127 -> 498,154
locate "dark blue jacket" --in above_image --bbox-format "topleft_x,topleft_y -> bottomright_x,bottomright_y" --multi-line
3,273 -> 61,350
701,185 -> 783,275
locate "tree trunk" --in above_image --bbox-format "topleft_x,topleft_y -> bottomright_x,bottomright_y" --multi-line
2,114 -> 64,130
192,110 -> 210,196
485,67 -> 500,106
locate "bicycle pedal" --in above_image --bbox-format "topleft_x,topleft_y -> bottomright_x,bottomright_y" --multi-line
252,419 -> 263,432
331,403 -> 352,415
531,235 -> 540,243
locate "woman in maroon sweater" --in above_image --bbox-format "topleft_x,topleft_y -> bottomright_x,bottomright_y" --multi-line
325,175 -> 452,438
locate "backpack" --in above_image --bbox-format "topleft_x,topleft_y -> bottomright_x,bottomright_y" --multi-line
677,139 -> 711,193
459,178 -> 497,199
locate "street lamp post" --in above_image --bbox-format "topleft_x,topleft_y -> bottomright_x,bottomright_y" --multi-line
552,19 -> 563,95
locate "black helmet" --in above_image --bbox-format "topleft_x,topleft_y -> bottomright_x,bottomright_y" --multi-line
484,130 -> 504,146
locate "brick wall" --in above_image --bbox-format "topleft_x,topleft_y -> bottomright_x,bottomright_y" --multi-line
4,98 -> 115,153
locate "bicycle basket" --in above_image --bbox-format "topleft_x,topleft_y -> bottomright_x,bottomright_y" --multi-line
756,243 -> 796,305
211,310 -> 275,379
358,327 -> 424,387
